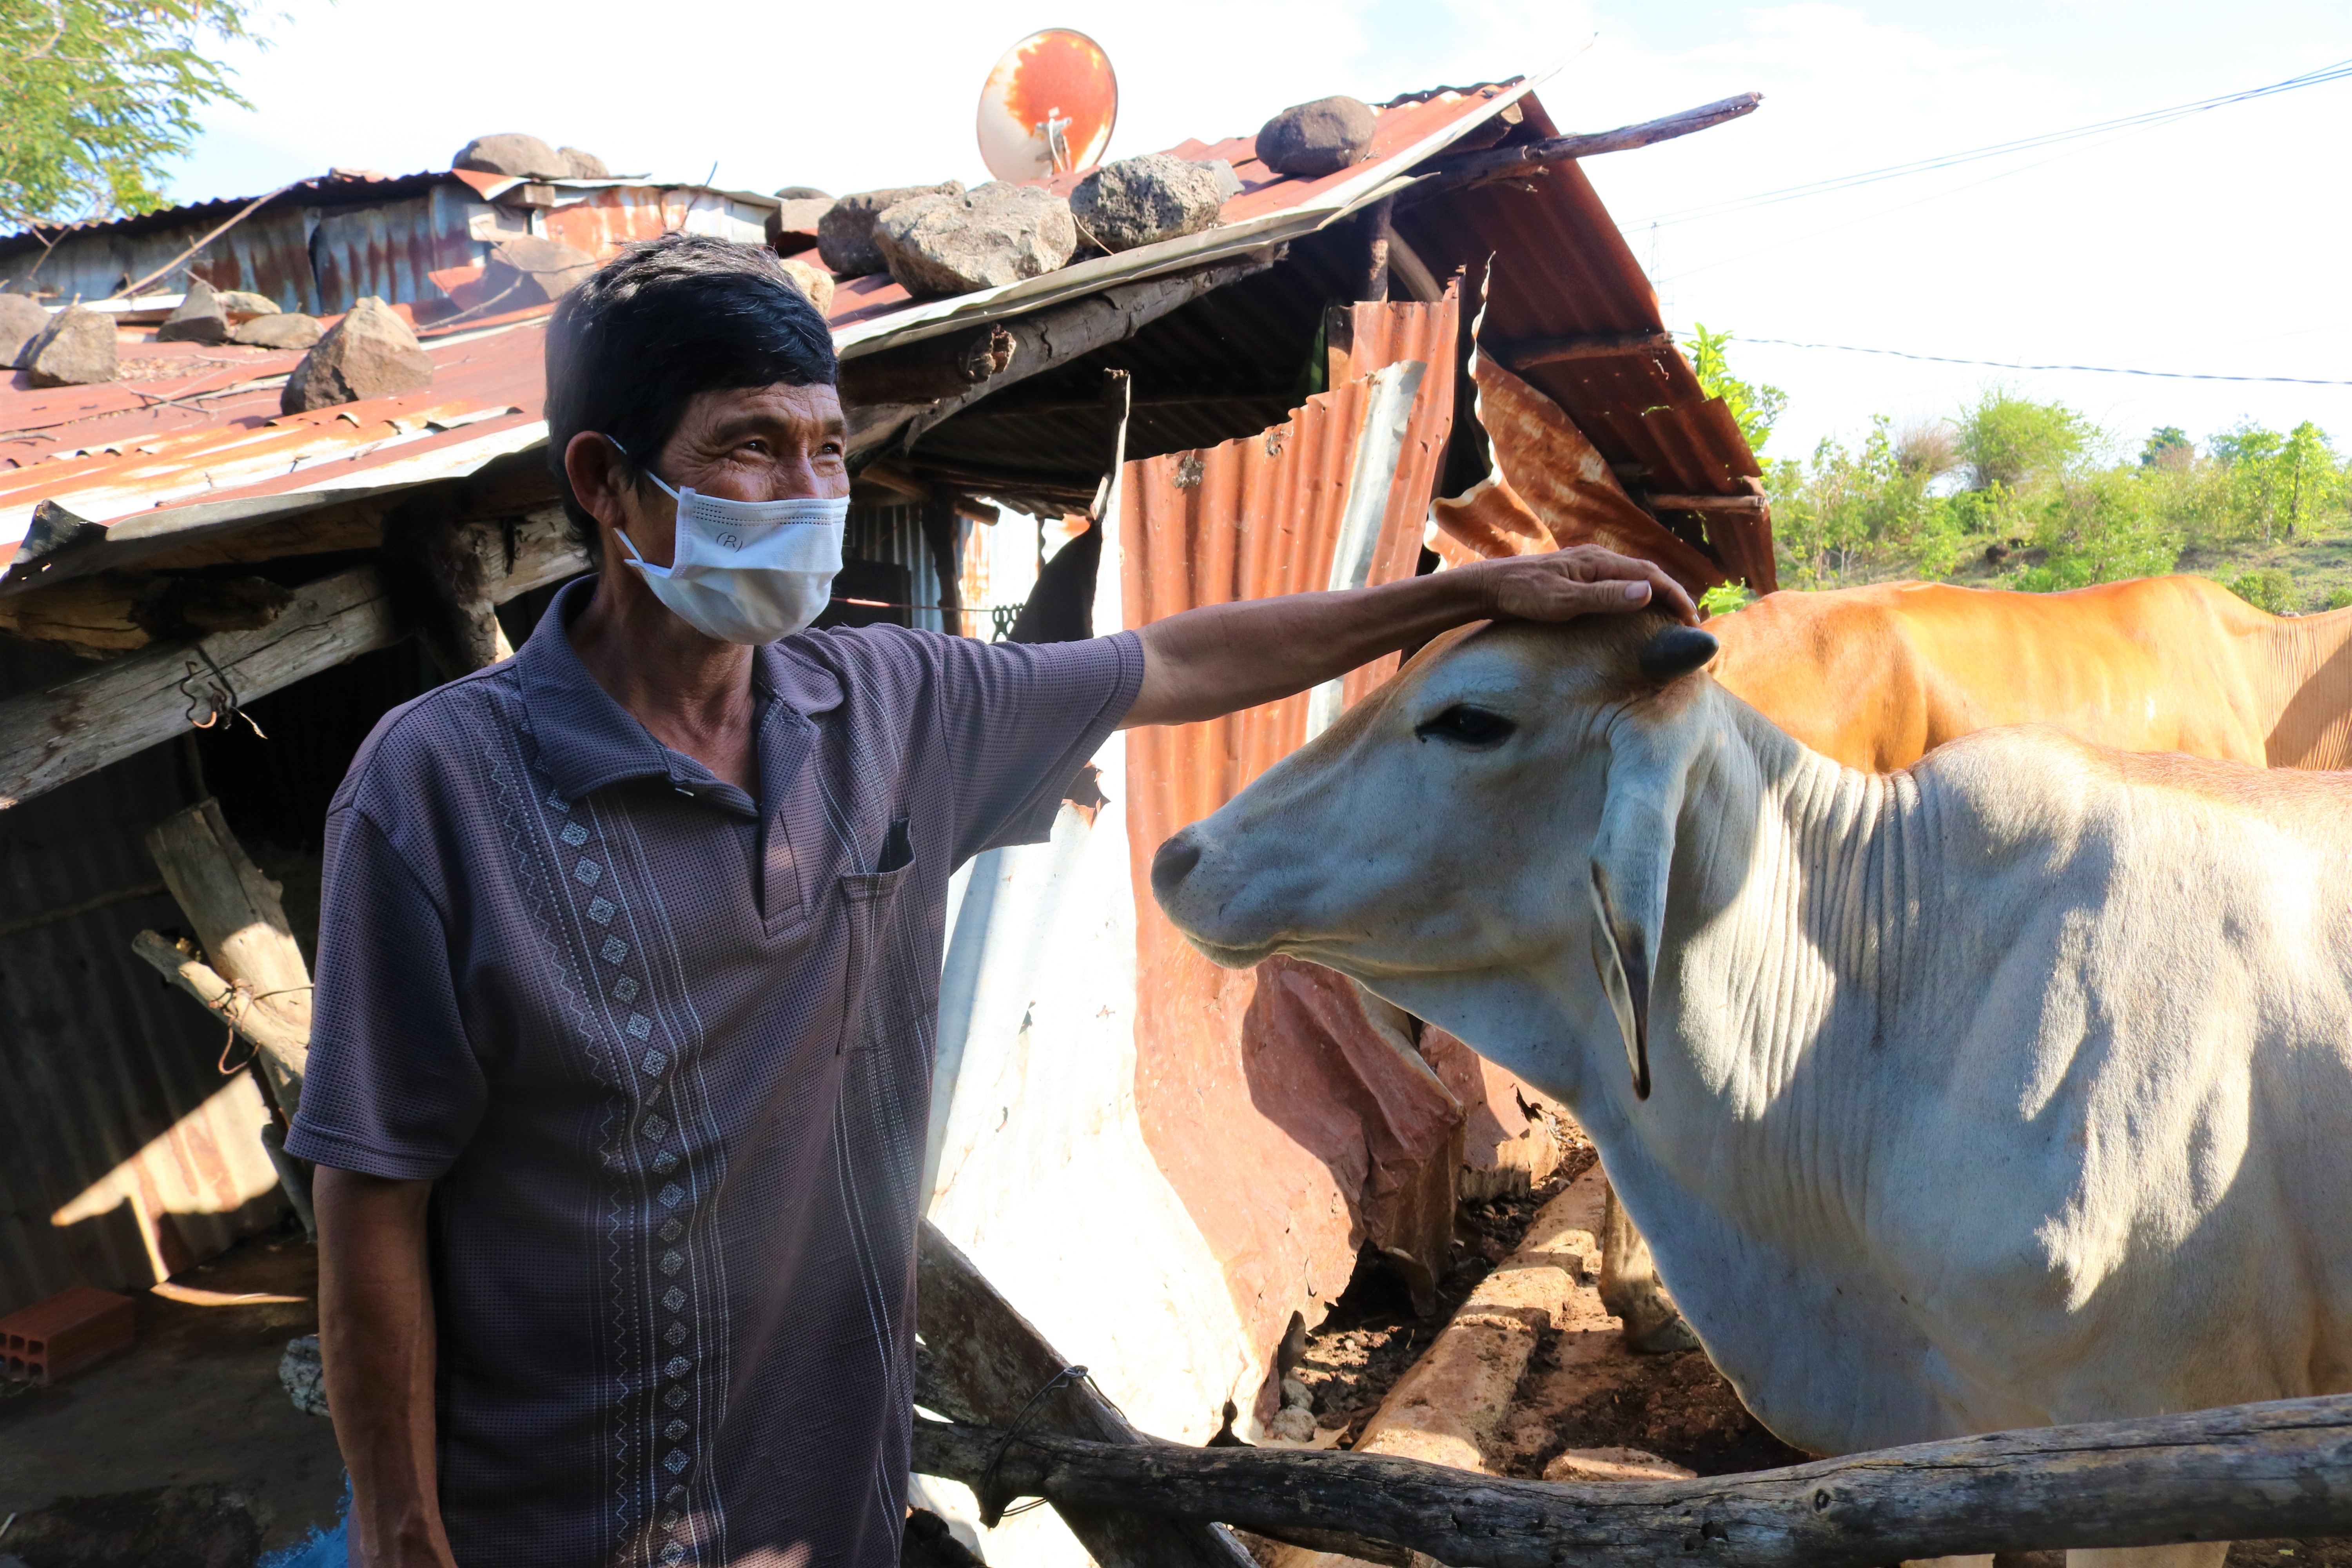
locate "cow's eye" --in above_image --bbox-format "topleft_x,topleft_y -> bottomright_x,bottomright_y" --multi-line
1414,704 -> 1516,749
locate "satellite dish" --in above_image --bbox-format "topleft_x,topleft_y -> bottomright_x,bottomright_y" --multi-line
977,29 -> 1118,183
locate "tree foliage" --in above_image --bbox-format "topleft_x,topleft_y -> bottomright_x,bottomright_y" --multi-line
1716,319 -> 2352,607
0,0 -> 257,234
1685,322 -> 1787,457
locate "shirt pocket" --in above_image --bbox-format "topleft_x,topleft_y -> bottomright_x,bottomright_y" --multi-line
835,818 -> 916,1054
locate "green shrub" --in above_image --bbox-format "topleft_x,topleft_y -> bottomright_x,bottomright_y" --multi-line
2229,568 -> 2297,613
2327,586 -> 2352,612
1698,583 -> 1755,619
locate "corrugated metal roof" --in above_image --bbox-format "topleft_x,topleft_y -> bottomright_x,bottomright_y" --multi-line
1120,294 -> 1465,1380
0,74 -> 1773,594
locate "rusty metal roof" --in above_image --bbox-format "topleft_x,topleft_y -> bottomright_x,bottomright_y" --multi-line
0,75 -> 1773,588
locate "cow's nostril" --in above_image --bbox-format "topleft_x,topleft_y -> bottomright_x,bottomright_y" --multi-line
1151,835 -> 1203,897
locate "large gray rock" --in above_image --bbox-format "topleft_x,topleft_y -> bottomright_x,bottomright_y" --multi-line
817,182 -> 962,277
1069,153 -> 1227,252
559,146 -> 608,179
481,236 -> 597,306
232,312 -> 323,350
453,132 -> 567,180
0,294 -> 50,366
216,290 -> 280,319
875,182 -> 1076,298
156,278 -> 230,344
1256,95 -> 1377,178
281,297 -> 433,413
22,306 -> 116,386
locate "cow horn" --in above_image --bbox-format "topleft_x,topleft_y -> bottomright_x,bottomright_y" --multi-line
1638,625 -> 1719,683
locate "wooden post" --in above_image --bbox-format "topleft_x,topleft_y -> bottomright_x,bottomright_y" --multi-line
914,1220 -> 1256,1568
1358,197 -> 1394,303
144,797 -> 312,1117
913,1391 -> 2352,1567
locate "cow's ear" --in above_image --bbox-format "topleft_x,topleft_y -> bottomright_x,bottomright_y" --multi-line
1587,745 -> 1683,1100
1638,625 -> 1718,685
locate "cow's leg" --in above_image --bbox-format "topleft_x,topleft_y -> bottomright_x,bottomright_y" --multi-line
1599,1176 -> 1702,1353
1900,1557 -> 1993,1568
2066,1546 -> 2229,1568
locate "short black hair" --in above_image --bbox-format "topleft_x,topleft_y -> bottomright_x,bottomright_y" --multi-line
544,232 -> 836,566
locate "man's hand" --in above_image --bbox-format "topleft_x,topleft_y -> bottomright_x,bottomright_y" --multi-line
1472,544 -> 1700,626
1123,544 -> 1706,729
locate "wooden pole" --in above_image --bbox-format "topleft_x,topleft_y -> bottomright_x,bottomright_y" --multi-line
1358,198 -> 1394,304
913,1221 -> 1257,1568
1489,329 -> 1677,368
913,1392 -> 2352,1568
1426,93 -> 1765,188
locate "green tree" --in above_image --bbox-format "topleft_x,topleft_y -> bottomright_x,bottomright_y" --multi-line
0,0 -> 259,234
2013,468 -> 2181,591
2139,426 -> 2192,469
1956,388 -> 2093,490
1685,323 -> 1788,457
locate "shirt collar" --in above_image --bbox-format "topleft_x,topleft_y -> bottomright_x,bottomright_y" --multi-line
515,576 -> 845,806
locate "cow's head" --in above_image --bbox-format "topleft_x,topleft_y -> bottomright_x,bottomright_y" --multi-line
1151,613 -> 1721,1101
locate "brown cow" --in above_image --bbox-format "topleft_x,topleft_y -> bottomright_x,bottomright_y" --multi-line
1709,574 -> 2352,773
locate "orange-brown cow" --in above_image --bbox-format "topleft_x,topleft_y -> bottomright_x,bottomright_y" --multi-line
1707,575 -> 2352,773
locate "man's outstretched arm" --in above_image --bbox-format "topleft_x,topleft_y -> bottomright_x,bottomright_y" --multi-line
315,1166 -> 458,1568
1121,545 -> 1699,729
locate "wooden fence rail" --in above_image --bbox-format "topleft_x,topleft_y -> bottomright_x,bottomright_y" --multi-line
914,1392 -> 2352,1567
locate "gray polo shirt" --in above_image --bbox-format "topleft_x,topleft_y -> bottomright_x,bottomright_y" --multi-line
287,577 -> 1143,1568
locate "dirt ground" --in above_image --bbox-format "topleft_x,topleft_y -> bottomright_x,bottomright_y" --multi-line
0,1221 -> 344,1568
1286,1116 -> 2348,1568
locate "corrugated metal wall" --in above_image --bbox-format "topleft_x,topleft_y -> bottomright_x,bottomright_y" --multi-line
0,648 -> 284,1317
1117,294 -> 1467,1392
845,506 -> 951,634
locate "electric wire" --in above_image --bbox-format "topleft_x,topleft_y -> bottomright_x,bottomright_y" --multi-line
1632,56 -> 2352,231
1686,333 -> 2352,386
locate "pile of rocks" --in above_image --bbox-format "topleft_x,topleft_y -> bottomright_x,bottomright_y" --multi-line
453,132 -> 610,181
156,279 -> 324,349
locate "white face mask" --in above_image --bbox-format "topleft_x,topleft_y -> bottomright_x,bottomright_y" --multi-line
609,440 -> 849,645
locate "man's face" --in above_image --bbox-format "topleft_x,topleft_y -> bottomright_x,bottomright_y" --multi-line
614,381 -> 849,568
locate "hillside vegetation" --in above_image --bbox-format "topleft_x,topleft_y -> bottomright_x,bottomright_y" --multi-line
1688,328 -> 2352,615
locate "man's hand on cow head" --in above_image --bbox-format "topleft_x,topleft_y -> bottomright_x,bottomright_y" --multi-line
1477,546 -> 1700,628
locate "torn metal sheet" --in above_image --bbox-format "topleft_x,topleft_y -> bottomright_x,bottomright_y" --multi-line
1431,351 -> 1726,595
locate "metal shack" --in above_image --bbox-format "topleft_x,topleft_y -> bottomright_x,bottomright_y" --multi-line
0,69 -> 1770,1562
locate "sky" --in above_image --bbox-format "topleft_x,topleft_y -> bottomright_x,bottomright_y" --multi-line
163,0 -> 2352,467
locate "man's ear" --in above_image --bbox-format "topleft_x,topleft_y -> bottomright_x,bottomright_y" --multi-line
563,431 -> 630,532
1585,739 -> 1685,1102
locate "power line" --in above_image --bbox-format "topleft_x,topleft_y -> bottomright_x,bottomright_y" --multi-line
1631,56 -> 2352,230
1712,334 -> 2352,386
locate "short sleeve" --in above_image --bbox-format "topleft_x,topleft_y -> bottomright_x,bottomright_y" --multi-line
931,630 -> 1145,863
284,806 -> 486,1179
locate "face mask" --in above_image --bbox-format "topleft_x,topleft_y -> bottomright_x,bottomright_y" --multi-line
608,439 -> 849,644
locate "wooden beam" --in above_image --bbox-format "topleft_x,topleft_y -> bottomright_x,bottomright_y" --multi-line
1647,493 -> 1770,512
1424,94 -> 1766,189
882,253 -> 1280,458
1491,330 -> 1676,368
839,325 -> 1017,408
914,1220 -> 1257,1568
915,1391 -> 2352,1568
1358,197 -> 1394,303
0,510 -> 584,811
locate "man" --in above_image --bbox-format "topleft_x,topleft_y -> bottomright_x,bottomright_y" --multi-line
289,233 -> 1693,1568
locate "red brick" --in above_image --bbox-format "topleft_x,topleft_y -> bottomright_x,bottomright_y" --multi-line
0,1285 -> 134,1384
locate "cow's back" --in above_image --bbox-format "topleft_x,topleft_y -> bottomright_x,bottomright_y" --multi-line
1708,577 -> 2287,771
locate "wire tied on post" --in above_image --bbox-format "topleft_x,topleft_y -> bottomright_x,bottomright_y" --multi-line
976,1363 -> 1126,1525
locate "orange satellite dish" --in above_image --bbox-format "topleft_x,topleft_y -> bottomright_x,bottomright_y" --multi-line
977,29 -> 1117,183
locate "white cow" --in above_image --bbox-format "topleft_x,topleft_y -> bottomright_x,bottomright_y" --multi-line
1150,613 -> 2352,1568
